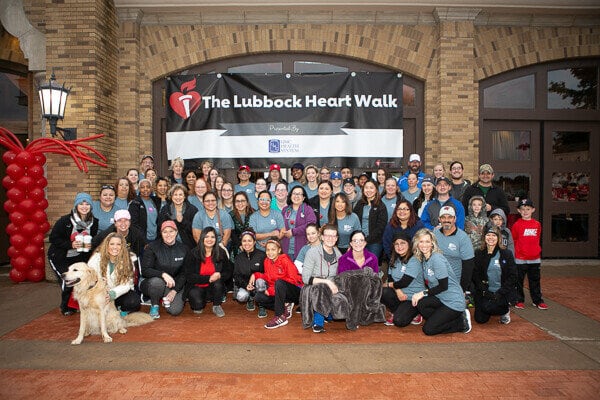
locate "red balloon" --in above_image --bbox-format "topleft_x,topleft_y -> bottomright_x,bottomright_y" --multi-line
2,150 -> 17,165
19,199 -> 36,214
11,256 -> 30,271
33,256 -> 46,269
27,268 -> 45,282
36,177 -> 48,188
5,222 -> 19,236
40,221 -> 51,233
17,176 -> 35,191
27,164 -> 45,179
6,163 -> 24,179
31,210 -> 47,224
23,245 -> 41,259
7,246 -> 21,258
34,154 -> 46,164
9,211 -> 27,226
2,175 -> 16,189
4,199 -> 17,214
32,233 -> 45,246
28,187 -> 45,201
6,187 -> 25,202
39,198 -> 49,210
9,234 -> 27,250
15,151 -> 35,168
9,268 -> 26,283
21,222 -> 37,236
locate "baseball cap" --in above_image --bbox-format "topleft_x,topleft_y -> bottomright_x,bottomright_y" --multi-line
421,175 -> 435,185
114,209 -> 131,221
141,154 -> 154,162
409,154 -> 421,163
291,163 -> 304,171
343,178 -> 355,186
238,165 -> 250,172
439,206 -> 456,217
518,198 -> 534,208
483,224 -> 500,237
330,171 -> 342,180
436,176 -> 451,185
479,164 -> 494,174
269,164 -> 281,171
160,220 -> 177,232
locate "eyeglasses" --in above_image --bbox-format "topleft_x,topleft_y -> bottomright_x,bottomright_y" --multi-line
322,233 -> 337,238
235,199 -> 247,203
291,192 -> 304,196
222,189 -> 233,192
351,239 -> 365,244
258,198 -> 271,202
275,188 -> 287,192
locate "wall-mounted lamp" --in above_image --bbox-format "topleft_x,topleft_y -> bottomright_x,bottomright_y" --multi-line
37,71 -> 77,140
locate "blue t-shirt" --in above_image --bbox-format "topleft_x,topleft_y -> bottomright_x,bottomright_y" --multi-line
234,182 -> 255,199
319,204 -> 330,226
381,196 -> 397,223
187,195 -> 205,213
142,198 -> 158,241
92,201 -> 116,232
114,198 -> 129,211
487,252 -> 502,293
422,252 -> 465,312
192,209 -> 234,242
336,213 -> 361,250
434,228 -> 474,283
389,256 -> 426,298
401,189 -> 420,205
248,210 -> 285,251
304,184 -> 318,200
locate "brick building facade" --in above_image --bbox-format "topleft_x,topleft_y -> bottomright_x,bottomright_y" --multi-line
1,0 -> 599,260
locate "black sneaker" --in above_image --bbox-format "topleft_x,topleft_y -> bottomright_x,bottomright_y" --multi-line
463,309 -> 472,333
312,324 -> 325,333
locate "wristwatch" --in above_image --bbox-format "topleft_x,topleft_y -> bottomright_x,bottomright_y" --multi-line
423,290 -> 429,297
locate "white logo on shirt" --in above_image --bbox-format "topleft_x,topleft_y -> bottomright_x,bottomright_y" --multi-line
523,228 -> 538,236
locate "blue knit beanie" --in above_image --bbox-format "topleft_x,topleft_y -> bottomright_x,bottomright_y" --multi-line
73,192 -> 93,209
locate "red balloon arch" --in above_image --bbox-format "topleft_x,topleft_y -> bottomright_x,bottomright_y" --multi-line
1,127 -> 107,283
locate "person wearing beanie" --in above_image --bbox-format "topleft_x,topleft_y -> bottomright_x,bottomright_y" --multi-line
48,192 -> 99,315
473,225 -> 517,325
91,208 -> 148,262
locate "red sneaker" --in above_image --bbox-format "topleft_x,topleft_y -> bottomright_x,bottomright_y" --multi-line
534,302 -> 549,310
514,302 -> 525,309
384,317 -> 394,326
411,314 -> 423,325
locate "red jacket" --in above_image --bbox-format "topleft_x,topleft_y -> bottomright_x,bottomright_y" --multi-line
253,254 -> 303,296
511,218 -> 542,260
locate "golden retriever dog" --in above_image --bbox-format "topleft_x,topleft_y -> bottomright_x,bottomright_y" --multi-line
62,262 -> 153,345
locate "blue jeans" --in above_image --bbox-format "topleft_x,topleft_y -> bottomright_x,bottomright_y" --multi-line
313,311 -> 333,326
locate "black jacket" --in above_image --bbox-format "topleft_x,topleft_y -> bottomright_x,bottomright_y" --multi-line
141,239 -> 188,293
233,248 -> 266,289
129,195 -> 162,240
352,199 -> 388,245
473,246 -> 517,299
183,246 -> 228,298
48,213 -> 99,269
157,200 -> 198,250
462,183 -> 510,217
308,195 -> 330,227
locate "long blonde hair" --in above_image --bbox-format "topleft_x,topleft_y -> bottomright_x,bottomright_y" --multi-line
412,228 -> 441,262
96,233 -> 134,285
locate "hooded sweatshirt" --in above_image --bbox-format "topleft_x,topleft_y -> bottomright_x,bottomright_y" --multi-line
489,208 -> 515,255
464,195 -> 489,250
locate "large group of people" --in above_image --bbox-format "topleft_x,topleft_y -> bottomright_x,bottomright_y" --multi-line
48,154 -> 548,336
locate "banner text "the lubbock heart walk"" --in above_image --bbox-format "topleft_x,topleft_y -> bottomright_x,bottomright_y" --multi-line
202,94 -> 399,109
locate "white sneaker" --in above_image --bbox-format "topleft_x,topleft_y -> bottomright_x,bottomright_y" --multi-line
500,310 -> 511,324
463,309 -> 472,333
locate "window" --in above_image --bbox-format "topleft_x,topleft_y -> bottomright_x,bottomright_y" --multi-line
548,67 -> 598,109
493,173 -> 530,201
552,131 -> 590,161
483,74 -> 534,109
491,130 -> 531,160
551,214 -> 589,242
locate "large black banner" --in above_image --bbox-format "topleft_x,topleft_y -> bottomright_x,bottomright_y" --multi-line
166,72 -> 403,169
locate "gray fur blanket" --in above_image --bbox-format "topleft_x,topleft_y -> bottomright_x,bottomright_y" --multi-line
301,267 -> 386,330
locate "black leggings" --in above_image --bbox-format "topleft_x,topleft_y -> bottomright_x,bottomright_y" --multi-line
380,287 -> 419,327
474,295 -> 509,324
254,279 -> 301,316
188,280 -> 224,311
115,290 -> 141,313
417,295 -> 465,336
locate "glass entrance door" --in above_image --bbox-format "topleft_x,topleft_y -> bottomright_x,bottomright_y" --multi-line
542,122 -> 599,257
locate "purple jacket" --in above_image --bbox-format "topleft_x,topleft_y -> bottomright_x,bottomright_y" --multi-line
338,249 -> 379,274
280,203 -> 317,260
